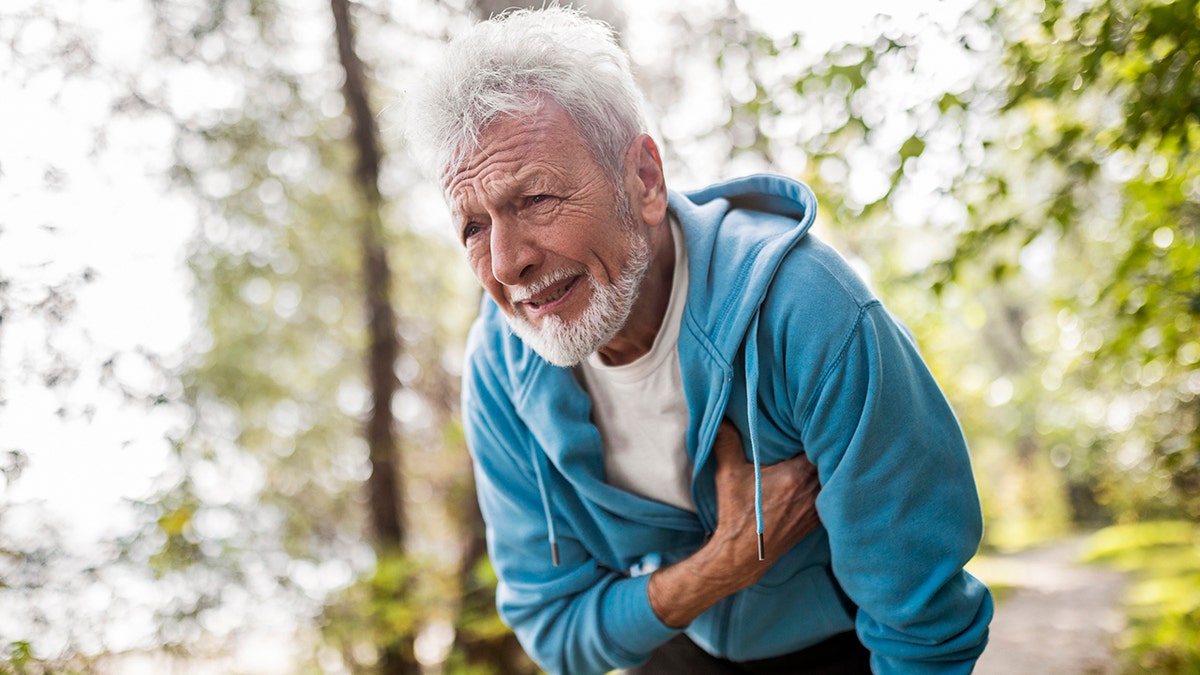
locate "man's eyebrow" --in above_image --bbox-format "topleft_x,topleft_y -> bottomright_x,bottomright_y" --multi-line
448,163 -> 558,219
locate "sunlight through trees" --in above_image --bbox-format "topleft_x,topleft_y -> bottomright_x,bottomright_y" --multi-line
1,0 -> 1196,672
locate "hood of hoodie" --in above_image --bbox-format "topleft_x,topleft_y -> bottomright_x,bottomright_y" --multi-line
673,174 -> 817,363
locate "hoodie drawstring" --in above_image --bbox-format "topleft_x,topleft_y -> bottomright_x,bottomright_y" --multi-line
745,315 -> 766,561
531,446 -> 560,566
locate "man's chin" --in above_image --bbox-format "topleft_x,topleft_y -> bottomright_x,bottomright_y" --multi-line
532,346 -> 588,368
506,315 -> 604,367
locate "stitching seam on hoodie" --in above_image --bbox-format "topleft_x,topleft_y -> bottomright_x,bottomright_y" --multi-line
716,234 -> 771,332
799,300 -> 881,430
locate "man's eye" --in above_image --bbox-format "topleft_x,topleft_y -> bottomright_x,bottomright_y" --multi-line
462,223 -> 482,241
528,194 -> 552,206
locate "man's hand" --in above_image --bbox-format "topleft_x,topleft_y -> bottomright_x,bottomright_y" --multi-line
647,420 -> 821,628
710,419 -> 821,583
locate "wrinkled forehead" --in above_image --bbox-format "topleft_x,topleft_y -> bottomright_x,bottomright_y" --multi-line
443,100 -> 592,203
443,127 -> 539,207
445,164 -> 528,216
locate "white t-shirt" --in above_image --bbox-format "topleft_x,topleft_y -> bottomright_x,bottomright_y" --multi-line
578,216 -> 694,512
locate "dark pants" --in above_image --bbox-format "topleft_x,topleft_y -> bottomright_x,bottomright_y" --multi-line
623,631 -> 871,675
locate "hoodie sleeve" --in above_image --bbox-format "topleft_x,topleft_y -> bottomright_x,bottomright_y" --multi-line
766,246 -> 992,673
462,333 -> 679,675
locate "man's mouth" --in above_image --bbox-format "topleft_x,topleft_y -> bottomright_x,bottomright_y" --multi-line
522,276 -> 580,312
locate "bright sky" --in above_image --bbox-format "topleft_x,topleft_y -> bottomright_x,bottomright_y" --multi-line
0,0 -> 964,668
0,2 -> 201,662
1,51 -> 191,539
738,0 -> 972,43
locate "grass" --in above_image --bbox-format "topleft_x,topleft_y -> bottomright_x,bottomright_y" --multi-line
1081,521 -> 1200,674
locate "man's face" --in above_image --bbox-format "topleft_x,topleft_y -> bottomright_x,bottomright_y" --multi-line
446,100 -> 650,367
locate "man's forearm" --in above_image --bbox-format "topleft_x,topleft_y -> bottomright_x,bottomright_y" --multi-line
645,535 -> 757,628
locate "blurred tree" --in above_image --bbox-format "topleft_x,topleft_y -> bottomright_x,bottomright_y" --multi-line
328,0 -> 419,670
104,0 -> 474,671
974,0 -> 1200,524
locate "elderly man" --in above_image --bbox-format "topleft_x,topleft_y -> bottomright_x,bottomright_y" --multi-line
407,7 -> 992,675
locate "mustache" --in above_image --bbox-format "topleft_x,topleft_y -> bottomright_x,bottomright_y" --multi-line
508,267 -> 587,303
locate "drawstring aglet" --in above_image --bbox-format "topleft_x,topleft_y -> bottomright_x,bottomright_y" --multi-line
551,542 -> 560,567
757,532 -> 765,561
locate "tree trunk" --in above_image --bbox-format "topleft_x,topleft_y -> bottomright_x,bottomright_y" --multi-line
329,0 -> 416,672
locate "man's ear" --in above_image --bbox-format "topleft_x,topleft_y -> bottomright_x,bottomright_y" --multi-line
625,134 -> 668,227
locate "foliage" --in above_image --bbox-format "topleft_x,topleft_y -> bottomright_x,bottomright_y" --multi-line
443,554 -> 538,675
127,0 -> 482,669
976,0 -> 1200,525
322,551 -> 427,672
1084,522 -> 1200,673
0,641 -> 91,675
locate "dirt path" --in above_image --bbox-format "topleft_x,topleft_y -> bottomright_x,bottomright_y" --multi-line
970,535 -> 1128,675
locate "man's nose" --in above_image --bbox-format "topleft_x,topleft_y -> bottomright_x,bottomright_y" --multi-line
490,216 -> 540,286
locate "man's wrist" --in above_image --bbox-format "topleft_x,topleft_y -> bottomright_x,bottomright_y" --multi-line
646,537 -> 756,628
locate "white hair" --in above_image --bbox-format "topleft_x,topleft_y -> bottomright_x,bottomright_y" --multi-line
404,6 -> 647,187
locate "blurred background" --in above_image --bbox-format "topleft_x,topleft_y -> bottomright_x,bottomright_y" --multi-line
1,0 -> 1197,673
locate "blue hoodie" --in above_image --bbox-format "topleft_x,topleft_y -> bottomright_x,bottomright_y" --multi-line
462,175 -> 992,674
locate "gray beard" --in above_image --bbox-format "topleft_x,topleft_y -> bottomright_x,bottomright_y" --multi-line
505,211 -> 652,367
